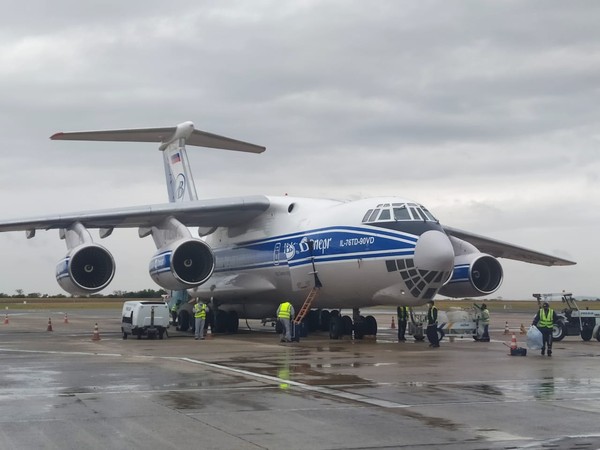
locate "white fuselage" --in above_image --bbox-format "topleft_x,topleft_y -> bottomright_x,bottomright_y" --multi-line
189,195 -> 456,318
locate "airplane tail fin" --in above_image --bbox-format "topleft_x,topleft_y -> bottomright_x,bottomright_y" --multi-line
51,121 -> 265,203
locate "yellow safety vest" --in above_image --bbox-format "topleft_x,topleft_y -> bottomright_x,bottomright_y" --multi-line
397,306 -> 408,320
278,302 -> 292,319
538,308 -> 554,328
481,309 -> 490,325
194,303 -> 207,319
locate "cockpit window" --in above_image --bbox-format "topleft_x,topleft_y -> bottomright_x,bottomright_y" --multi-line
362,202 -> 437,224
379,209 -> 391,220
368,209 -> 380,222
393,205 -> 411,220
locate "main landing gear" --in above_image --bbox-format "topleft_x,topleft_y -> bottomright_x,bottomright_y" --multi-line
327,308 -> 378,340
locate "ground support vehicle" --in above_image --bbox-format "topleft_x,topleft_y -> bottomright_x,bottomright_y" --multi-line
533,293 -> 600,342
121,301 -> 170,340
407,307 -> 482,342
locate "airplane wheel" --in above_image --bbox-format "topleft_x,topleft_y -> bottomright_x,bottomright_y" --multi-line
226,311 -> 239,333
329,316 -> 342,339
341,315 -> 353,335
596,329 -> 600,342
215,310 -> 228,333
354,320 -> 366,340
365,315 -> 377,335
306,310 -> 319,332
178,310 -> 191,332
122,332 -> 128,340
319,310 -> 331,331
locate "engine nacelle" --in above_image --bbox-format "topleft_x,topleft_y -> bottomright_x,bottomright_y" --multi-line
149,238 -> 215,290
438,253 -> 503,298
56,244 -> 116,295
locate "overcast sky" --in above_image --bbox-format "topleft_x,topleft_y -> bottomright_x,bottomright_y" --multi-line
0,0 -> 598,300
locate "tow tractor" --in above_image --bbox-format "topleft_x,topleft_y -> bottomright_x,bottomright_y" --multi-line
533,292 -> 600,342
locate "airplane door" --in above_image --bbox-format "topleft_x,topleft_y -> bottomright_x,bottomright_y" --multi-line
285,237 -> 318,291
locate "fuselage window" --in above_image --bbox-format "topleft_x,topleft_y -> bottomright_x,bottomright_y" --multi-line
362,209 -> 374,222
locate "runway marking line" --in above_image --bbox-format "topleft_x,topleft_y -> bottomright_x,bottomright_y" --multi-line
180,357 -> 410,409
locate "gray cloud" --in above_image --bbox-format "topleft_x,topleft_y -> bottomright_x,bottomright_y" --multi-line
0,0 -> 598,298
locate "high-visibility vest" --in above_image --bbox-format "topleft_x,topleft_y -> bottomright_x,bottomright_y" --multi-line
427,306 -> 438,325
170,304 -> 178,312
538,308 -> 554,328
397,306 -> 408,320
194,303 -> 207,319
278,302 -> 292,319
481,309 -> 490,324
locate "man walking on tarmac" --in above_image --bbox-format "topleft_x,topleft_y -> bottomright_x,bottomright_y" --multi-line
474,303 -> 490,341
193,299 -> 208,340
277,300 -> 295,343
532,301 -> 558,356
397,305 -> 409,341
426,300 -> 440,348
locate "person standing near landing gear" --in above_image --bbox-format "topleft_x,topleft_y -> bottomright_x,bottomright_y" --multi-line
397,305 -> 409,342
426,300 -> 440,348
193,299 -> 207,341
276,300 -> 295,343
532,302 -> 557,356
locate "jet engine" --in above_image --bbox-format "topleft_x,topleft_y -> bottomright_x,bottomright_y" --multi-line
56,244 -> 115,295
438,253 -> 503,298
149,238 -> 215,290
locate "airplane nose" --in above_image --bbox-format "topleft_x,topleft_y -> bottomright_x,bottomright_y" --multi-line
414,230 -> 455,273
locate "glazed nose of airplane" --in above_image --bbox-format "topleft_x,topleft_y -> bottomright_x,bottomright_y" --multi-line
414,230 -> 455,273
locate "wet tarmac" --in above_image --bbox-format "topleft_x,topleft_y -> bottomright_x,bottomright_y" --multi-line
1,307 -> 600,449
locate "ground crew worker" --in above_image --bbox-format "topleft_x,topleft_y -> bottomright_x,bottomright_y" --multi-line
426,300 -> 440,348
532,301 -> 557,356
397,305 -> 409,341
193,300 -> 208,340
170,303 -> 178,326
474,303 -> 490,341
276,300 -> 295,343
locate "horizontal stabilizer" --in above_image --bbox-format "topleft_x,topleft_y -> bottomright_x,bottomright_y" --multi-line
50,121 -> 265,154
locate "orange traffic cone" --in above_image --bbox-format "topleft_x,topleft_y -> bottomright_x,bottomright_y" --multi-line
91,323 -> 101,341
520,323 -> 526,335
391,316 -> 396,329
510,333 -> 517,351
47,317 -> 53,332
4,313 -> 8,325
64,313 -> 69,324
503,321 -> 510,335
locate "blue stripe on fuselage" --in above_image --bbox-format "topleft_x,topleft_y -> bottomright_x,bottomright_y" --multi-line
212,225 -> 419,273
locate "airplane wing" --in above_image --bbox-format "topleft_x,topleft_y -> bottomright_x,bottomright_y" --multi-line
0,195 -> 270,233
442,225 -> 575,266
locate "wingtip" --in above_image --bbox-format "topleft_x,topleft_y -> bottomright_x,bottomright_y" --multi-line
50,132 -> 64,140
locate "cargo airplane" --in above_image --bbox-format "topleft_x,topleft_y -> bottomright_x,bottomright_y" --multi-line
0,122 -> 575,338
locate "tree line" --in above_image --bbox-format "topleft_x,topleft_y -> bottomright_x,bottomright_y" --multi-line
0,289 -> 168,299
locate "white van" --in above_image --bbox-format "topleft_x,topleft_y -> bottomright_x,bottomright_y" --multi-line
121,301 -> 170,340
